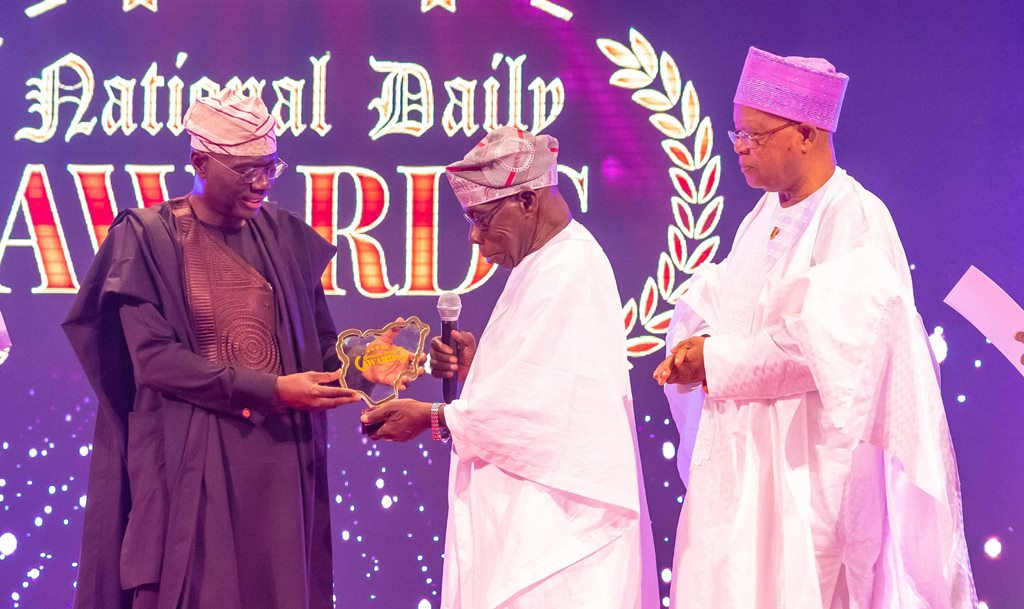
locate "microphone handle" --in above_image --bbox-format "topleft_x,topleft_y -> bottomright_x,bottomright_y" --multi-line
441,319 -> 458,403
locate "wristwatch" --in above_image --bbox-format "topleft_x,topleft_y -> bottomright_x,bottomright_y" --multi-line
431,402 -> 450,442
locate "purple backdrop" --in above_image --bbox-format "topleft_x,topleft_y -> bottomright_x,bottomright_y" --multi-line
0,1 -> 1020,607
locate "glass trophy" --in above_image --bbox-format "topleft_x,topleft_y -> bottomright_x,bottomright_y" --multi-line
335,316 -> 430,407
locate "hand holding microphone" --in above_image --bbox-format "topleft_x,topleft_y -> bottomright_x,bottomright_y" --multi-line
429,332 -> 476,379
433,293 -> 475,402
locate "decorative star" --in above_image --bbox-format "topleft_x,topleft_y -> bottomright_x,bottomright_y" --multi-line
421,0 -> 455,13
123,0 -> 157,12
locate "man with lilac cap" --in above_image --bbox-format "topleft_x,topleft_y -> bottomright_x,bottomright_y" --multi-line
657,48 -> 976,608
64,89 -> 361,609
362,127 -> 659,608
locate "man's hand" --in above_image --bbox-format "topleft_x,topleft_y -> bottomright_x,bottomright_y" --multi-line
393,354 -> 427,391
357,317 -> 427,387
653,336 -> 707,386
429,330 -> 476,381
276,370 -> 362,410
359,398 -> 432,442
1016,331 -> 1024,365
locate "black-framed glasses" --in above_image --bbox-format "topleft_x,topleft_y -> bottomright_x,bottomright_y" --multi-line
727,121 -> 799,149
206,154 -> 288,184
463,197 -> 510,232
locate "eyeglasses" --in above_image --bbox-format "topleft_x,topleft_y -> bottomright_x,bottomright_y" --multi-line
727,121 -> 798,149
206,154 -> 288,184
463,197 -> 510,232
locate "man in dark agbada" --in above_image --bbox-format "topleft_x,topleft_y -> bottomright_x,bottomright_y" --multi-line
63,90 -> 360,609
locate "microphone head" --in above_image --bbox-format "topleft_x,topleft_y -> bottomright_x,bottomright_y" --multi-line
437,292 -> 462,322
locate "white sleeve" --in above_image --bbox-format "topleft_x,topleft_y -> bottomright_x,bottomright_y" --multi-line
702,327 -> 816,401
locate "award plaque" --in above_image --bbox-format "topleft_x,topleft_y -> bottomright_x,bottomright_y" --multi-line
335,316 -> 430,406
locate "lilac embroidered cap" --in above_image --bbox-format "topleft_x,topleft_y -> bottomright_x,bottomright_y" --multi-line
734,47 -> 849,132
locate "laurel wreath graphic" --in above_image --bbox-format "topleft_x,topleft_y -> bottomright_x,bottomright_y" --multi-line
596,29 -> 724,359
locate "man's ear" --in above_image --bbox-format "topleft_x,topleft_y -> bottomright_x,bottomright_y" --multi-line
797,123 -> 819,152
518,190 -> 539,216
190,150 -> 208,178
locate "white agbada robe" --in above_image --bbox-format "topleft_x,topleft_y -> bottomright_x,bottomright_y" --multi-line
441,220 -> 659,609
666,168 -> 976,609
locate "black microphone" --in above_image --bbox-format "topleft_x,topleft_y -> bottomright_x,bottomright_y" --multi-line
437,292 -> 462,403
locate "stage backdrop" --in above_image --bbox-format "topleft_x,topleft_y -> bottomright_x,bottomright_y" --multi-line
0,1 -> 1021,608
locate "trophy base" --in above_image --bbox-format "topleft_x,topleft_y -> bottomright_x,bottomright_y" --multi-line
361,420 -> 385,436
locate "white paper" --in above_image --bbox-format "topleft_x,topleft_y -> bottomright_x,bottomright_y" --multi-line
0,308 -> 9,351
944,266 -> 1024,378
0,307 -> 9,366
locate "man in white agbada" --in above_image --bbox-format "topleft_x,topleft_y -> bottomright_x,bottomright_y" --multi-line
361,127 -> 658,609
655,47 -> 977,609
